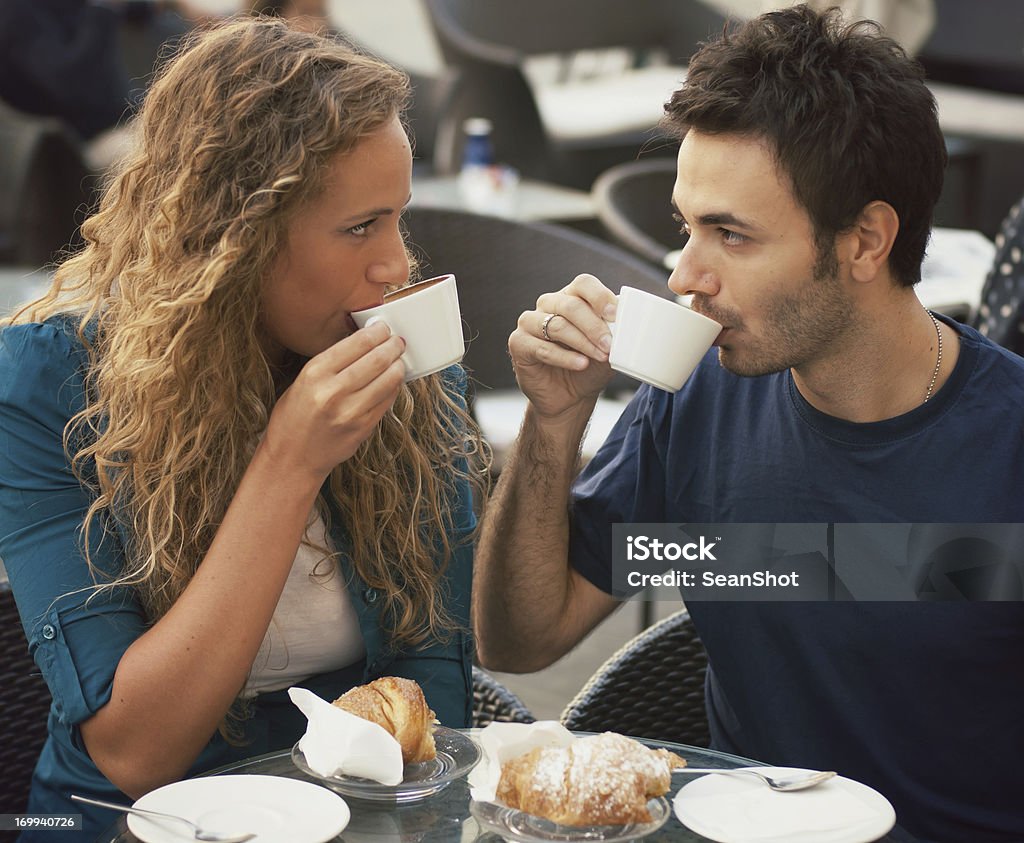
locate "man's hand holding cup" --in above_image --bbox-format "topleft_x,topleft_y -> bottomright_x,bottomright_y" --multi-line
509,274 -> 619,420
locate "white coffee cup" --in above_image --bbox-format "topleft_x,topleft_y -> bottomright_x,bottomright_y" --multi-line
608,286 -> 722,392
351,273 -> 464,382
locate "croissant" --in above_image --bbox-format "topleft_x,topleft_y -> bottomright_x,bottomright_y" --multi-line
332,676 -> 437,764
496,732 -> 686,826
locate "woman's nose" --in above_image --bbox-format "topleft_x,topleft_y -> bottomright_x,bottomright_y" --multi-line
368,228 -> 411,287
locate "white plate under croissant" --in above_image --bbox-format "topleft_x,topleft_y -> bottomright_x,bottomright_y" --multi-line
470,731 -> 681,840
290,676 -> 482,802
471,796 -> 671,843
292,726 -> 480,803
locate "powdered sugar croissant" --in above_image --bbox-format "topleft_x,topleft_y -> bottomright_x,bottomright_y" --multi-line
496,732 -> 686,826
332,676 -> 437,764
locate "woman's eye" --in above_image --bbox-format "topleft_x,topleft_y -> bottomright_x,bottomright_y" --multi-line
347,219 -> 375,236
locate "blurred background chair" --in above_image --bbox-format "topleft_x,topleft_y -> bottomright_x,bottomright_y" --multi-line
915,0 -> 1024,236
404,206 -> 672,469
405,69 -> 462,175
404,206 -> 671,398
917,0 -> 1024,98
471,666 -> 536,727
422,0 -> 725,189
0,579 -> 51,815
592,158 -> 681,268
560,609 -> 710,747
0,103 -> 90,267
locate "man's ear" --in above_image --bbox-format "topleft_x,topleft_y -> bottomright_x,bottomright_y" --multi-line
837,200 -> 900,284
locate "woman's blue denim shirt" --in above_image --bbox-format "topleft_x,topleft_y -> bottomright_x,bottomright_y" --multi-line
0,319 -> 475,839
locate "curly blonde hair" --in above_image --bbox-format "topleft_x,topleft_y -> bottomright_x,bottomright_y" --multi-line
4,18 -> 487,649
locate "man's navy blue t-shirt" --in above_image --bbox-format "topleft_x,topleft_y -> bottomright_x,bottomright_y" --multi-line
569,316 -> 1024,843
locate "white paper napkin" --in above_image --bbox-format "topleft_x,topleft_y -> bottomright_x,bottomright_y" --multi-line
467,720 -> 576,802
675,773 -> 886,840
288,687 -> 404,785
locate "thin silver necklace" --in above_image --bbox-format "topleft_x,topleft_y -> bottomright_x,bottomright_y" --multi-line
923,312 -> 943,403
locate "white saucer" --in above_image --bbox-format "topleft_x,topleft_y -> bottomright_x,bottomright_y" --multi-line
471,796 -> 670,842
128,774 -> 350,843
292,726 -> 481,803
674,767 -> 896,843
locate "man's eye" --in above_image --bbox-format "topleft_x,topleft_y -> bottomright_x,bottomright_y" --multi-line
721,229 -> 747,245
672,213 -> 690,236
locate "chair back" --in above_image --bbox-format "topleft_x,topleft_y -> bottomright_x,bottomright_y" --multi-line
0,103 -> 89,266
422,0 -> 723,185
407,70 -> 462,175
403,207 -> 672,398
918,0 -> 1024,95
593,158 -> 682,267
425,0 -> 721,64
0,580 -> 51,814
471,666 -> 535,727
560,609 -> 709,747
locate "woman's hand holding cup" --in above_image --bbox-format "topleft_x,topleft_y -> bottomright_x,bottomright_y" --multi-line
264,272 -> 467,483
264,321 -> 406,481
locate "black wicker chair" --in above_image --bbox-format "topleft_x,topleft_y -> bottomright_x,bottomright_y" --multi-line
560,609 -> 709,747
471,666 -> 535,727
592,158 -> 682,268
404,206 -> 672,400
0,580 -> 51,815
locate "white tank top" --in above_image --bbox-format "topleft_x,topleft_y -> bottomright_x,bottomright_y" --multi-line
243,512 -> 365,697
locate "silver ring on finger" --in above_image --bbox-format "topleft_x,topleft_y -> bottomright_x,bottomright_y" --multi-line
541,312 -> 557,342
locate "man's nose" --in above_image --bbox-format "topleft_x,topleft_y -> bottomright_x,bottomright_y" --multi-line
668,238 -> 720,298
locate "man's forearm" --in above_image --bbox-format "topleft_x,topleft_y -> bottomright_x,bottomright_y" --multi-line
474,401 -> 596,671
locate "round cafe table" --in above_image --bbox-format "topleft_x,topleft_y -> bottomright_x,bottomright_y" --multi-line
103,732 -> 909,842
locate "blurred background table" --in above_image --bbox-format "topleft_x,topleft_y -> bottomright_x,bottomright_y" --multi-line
412,175 -> 595,225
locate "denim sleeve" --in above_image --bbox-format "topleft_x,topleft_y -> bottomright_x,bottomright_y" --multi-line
0,322 -> 146,737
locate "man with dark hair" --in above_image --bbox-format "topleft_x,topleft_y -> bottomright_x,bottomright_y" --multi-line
475,6 -> 1024,842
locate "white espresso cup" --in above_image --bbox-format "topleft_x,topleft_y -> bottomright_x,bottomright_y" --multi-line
608,286 -> 722,392
351,274 -> 464,382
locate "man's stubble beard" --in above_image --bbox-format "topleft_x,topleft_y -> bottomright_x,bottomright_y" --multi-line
701,242 -> 852,378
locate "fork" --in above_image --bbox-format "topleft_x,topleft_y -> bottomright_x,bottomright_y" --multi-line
71,794 -> 257,842
672,767 -> 837,791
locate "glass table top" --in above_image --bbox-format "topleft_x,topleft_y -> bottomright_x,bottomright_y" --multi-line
104,732 -> 908,842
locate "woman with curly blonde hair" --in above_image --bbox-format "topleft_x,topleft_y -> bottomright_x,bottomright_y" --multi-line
0,17 -> 486,836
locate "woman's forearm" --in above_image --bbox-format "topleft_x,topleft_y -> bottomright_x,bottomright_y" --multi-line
80,439 -> 323,797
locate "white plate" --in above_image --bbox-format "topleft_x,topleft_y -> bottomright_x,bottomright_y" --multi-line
674,767 -> 896,843
292,726 -> 481,803
470,796 -> 670,842
128,774 -> 350,843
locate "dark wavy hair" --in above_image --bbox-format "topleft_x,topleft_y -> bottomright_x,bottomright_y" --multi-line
663,4 -> 946,286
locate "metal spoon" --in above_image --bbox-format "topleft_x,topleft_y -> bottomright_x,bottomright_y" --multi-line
672,767 -> 837,791
71,794 -> 257,842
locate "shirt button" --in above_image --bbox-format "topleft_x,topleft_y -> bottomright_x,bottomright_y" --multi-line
364,588 -> 381,605
41,624 -> 56,640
